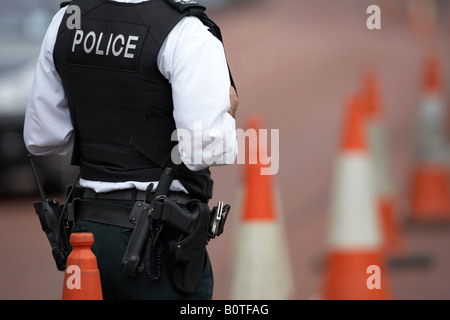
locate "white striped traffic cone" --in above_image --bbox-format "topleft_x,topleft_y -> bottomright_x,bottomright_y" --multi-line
229,116 -> 292,300
322,94 -> 392,300
362,70 -> 404,255
409,54 -> 450,223
362,70 -> 431,269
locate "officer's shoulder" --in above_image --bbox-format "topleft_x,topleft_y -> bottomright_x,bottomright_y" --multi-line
164,0 -> 206,13
166,1 -> 223,43
59,1 -> 71,8
58,1 -> 206,11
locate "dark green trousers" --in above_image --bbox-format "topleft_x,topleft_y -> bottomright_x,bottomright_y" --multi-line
71,200 -> 214,300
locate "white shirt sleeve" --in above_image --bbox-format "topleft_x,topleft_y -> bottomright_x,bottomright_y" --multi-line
24,11 -> 237,177
24,8 -> 73,156
158,16 -> 238,171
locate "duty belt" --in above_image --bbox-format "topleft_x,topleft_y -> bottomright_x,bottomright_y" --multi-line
73,187 -> 194,229
82,188 -> 193,204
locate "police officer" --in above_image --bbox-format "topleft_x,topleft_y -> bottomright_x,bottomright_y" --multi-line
24,0 -> 238,300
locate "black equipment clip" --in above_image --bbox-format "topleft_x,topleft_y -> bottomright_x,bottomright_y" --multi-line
208,201 -> 230,240
29,154 -> 72,271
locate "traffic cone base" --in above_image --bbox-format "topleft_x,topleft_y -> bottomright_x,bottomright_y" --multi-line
230,222 -> 292,300
410,165 -> 450,222
323,250 -> 391,300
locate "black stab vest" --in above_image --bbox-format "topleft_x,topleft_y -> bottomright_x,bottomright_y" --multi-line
53,0 -> 215,202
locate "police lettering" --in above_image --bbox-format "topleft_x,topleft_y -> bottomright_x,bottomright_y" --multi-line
72,30 -> 139,59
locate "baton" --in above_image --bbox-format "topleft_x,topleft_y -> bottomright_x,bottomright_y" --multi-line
122,167 -> 175,277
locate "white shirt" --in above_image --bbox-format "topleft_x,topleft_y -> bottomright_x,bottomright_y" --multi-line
24,0 -> 237,193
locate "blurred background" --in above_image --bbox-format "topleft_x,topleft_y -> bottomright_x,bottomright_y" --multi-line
1,0 -> 450,299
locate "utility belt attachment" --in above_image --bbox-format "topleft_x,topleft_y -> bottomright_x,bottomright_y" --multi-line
155,196 -> 229,292
29,155 -> 75,271
122,167 -> 230,293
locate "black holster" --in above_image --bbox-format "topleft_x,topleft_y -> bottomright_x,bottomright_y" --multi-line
122,189 -> 229,293
33,199 -> 72,271
120,167 -> 230,293
166,200 -> 211,293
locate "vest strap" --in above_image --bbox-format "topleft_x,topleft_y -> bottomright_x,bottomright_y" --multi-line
164,0 -> 206,13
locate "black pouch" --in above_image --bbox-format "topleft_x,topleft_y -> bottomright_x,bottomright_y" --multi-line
33,199 -> 71,271
168,200 -> 210,293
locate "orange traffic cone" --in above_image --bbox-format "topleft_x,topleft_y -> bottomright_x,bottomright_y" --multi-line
410,166 -> 450,222
322,94 -> 392,300
363,71 -> 431,269
409,54 -> 450,224
362,70 -> 404,255
422,54 -> 444,96
62,233 -> 103,300
229,116 -> 292,299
